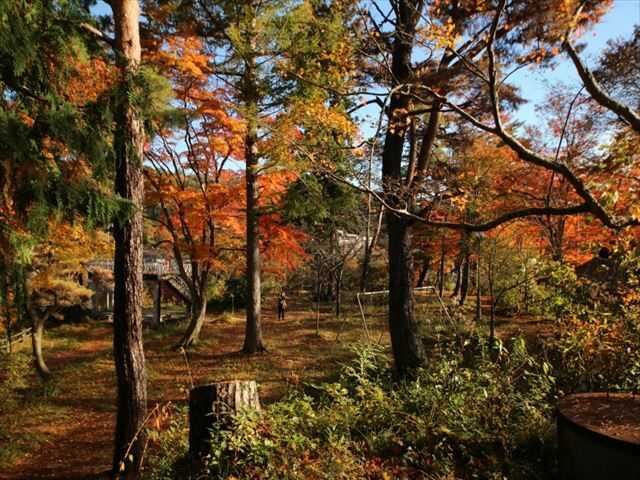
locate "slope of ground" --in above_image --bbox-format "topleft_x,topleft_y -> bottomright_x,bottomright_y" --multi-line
0,295 -> 554,479
0,299 -> 383,480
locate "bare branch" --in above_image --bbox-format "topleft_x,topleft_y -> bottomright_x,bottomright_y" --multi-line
325,170 -> 602,232
79,22 -> 115,49
564,41 -> 640,132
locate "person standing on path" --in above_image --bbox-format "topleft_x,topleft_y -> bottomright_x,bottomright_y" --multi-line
277,291 -> 287,321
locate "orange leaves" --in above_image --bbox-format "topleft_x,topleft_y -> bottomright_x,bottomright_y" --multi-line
147,162 -> 307,280
258,169 -> 299,206
198,100 -> 247,160
65,57 -> 117,105
260,211 -> 309,278
147,166 -> 245,272
146,35 -> 211,82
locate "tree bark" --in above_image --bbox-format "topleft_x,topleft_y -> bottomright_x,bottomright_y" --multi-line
29,307 -> 50,380
386,216 -> 425,375
416,256 -> 430,288
189,380 -> 261,465
315,266 -> 321,335
153,280 -> 161,327
242,53 -> 265,354
335,264 -> 344,318
451,259 -> 461,298
488,246 -> 496,344
523,262 -> 530,314
381,0 -> 425,376
459,255 -> 470,306
3,269 -> 12,354
438,239 -> 446,298
490,301 -> 496,343
111,1 -> 147,477
178,293 -> 207,348
475,257 -> 482,322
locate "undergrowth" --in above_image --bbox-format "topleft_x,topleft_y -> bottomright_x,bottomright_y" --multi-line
146,336 -> 558,480
0,350 -> 51,469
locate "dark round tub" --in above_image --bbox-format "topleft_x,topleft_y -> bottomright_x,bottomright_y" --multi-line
557,392 -> 640,480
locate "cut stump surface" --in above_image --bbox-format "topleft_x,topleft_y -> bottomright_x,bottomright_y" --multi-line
189,380 -> 261,461
557,392 -> 640,480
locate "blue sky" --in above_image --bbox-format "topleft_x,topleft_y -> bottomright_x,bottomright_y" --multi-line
354,0 -> 640,136
512,0 -> 639,126
93,0 -> 639,135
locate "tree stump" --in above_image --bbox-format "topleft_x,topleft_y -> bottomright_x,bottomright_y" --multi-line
189,380 -> 261,463
558,393 -> 640,480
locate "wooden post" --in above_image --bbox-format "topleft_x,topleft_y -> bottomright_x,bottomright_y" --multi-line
189,381 -> 261,465
475,257 -> 482,323
154,279 -> 162,326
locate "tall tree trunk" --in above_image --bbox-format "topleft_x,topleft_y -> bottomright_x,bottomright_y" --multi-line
490,301 -> 496,343
153,280 -> 161,327
359,241 -> 372,293
387,216 -> 425,375
335,264 -> 344,318
178,293 -> 207,348
359,207 -> 384,292
438,240 -> 446,298
2,269 -> 12,354
475,257 -> 482,322
488,246 -> 496,344
548,218 -> 565,263
416,256 -> 430,287
523,262 -> 530,314
451,259 -> 461,298
111,1 -> 147,476
315,267 -> 321,335
242,54 -> 265,354
381,0 -> 425,376
459,255 -> 470,306
29,307 -> 50,380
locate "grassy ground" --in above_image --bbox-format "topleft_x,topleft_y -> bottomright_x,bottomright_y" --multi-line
0,298 -> 390,480
0,294 -> 553,480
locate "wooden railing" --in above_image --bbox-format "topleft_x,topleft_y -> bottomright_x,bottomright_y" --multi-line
88,259 -> 192,277
1,327 -> 32,353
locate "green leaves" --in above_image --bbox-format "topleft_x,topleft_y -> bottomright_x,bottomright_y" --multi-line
194,340 -> 556,479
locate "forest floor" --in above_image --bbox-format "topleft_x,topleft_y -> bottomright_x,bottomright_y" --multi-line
0,295 -> 554,480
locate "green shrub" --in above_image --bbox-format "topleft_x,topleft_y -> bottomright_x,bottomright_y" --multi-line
0,350 -> 30,407
199,339 -> 556,480
145,405 -> 189,480
548,309 -> 640,393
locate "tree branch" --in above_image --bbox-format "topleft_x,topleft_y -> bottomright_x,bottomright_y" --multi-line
79,22 -> 115,49
564,40 -> 640,132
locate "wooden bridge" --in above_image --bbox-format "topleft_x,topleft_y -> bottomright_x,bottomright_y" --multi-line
87,255 -> 192,326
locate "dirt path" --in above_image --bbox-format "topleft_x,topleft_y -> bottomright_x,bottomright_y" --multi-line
0,301 -> 370,480
0,297 -> 553,479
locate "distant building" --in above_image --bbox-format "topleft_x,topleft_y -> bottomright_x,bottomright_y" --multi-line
335,229 -> 366,253
86,250 -> 190,325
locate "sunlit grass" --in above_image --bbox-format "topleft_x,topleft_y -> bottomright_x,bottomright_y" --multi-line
0,298 -> 395,475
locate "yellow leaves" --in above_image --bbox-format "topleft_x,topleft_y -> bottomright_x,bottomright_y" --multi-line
420,8 -> 460,50
66,57 -> 117,105
146,35 -> 211,83
285,97 -> 355,139
28,218 -> 112,304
